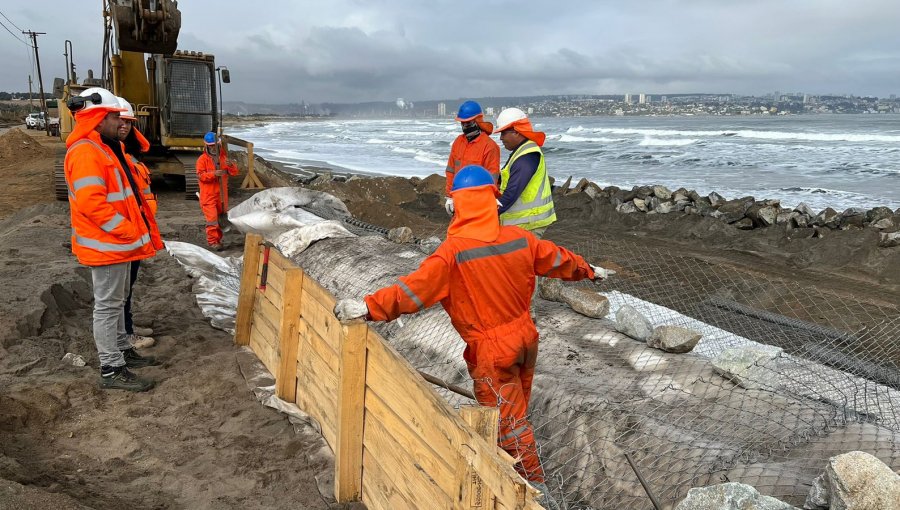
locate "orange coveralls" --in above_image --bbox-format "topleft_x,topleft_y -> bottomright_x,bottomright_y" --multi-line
445,128 -> 501,195
196,149 -> 238,245
365,184 -> 594,483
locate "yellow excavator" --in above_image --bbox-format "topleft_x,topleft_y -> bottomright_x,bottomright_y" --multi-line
54,0 -> 227,200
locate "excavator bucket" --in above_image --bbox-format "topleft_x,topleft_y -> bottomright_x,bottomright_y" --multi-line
110,0 -> 182,55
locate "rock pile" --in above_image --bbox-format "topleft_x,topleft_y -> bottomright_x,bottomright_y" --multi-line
555,179 -> 900,244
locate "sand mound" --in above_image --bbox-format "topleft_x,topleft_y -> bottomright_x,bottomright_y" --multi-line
0,129 -> 52,166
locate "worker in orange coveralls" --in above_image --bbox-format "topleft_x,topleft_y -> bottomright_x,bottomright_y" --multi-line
443,100 -> 500,216
333,165 -> 611,508
196,131 -> 238,251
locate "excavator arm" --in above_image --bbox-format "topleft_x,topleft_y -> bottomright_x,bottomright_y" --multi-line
109,0 -> 181,55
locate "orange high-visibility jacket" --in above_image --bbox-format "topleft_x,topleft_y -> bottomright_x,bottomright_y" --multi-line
445,132 -> 500,195
126,155 -> 157,216
196,150 -> 239,208
64,123 -> 162,266
365,186 -> 593,344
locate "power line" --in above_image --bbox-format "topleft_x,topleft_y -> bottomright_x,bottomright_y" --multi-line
0,16 -> 28,45
0,9 -> 24,32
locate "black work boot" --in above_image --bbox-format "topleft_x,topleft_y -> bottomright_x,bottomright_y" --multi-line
122,348 -> 160,368
99,366 -> 154,392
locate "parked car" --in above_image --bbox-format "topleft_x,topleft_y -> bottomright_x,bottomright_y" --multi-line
25,113 -> 42,129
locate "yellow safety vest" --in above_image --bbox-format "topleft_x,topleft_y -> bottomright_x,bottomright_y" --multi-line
499,141 -> 556,230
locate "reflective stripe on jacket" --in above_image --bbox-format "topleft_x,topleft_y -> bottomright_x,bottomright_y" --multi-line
445,132 -> 501,195
364,226 -> 592,344
64,132 -> 161,266
127,155 -> 157,216
498,141 -> 556,231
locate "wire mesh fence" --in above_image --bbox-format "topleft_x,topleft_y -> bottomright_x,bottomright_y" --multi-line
283,212 -> 900,509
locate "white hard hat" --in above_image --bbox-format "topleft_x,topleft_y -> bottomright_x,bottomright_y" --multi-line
117,97 -> 136,120
494,107 -> 527,133
78,87 -> 125,113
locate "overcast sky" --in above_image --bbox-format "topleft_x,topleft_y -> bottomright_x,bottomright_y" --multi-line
1,1 -> 898,103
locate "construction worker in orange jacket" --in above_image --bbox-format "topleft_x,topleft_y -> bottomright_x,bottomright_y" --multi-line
64,87 -> 163,392
117,97 -> 157,350
196,132 -> 238,250
444,101 -> 500,216
334,165 -> 610,504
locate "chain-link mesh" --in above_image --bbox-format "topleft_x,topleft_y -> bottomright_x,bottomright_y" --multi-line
167,60 -> 214,136
283,209 -> 899,509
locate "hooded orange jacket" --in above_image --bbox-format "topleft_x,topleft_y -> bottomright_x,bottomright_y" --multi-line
196,149 -> 239,208
124,127 -> 157,216
64,109 -> 163,266
445,130 -> 501,195
365,184 -> 593,342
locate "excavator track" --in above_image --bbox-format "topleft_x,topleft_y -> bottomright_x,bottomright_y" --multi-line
54,150 -> 68,201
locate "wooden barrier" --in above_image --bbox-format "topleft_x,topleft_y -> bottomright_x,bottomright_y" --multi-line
221,134 -> 264,189
234,234 -> 544,509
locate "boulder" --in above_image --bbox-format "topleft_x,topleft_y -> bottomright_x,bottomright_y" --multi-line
387,226 -> 414,244
652,185 -> 672,200
719,197 -> 755,223
583,182 -> 603,199
733,217 -> 755,230
571,178 -> 591,195
865,206 -> 894,224
687,190 -> 703,203
712,346 -> 783,390
61,353 -> 86,367
708,191 -> 725,207
673,190 -> 690,203
648,326 -> 701,353
617,202 -> 638,214
792,212 -> 809,228
840,208 -> 867,228
804,451 -> 900,510
655,201 -> 675,214
814,207 -> 840,228
694,196 -> 712,208
776,211 -> 793,225
794,202 -> 816,217
540,280 -> 610,319
747,204 -> 778,227
614,304 -> 653,341
633,198 -> 648,212
674,482 -> 797,510
879,232 -> 900,248
871,217 -> 895,230
648,196 -> 660,210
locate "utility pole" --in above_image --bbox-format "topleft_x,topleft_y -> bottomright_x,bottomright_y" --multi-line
23,30 -> 50,136
27,75 -> 34,108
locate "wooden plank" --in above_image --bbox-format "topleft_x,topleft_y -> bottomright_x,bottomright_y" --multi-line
302,272 -> 337,309
298,318 -> 339,373
364,330 -> 534,509
258,253 -> 285,300
363,410 -> 454,508
362,447 -> 418,510
250,319 -> 278,375
364,389 -> 456,497
253,291 -> 281,343
300,290 -> 343,350
295,345 -> 338,444
334,322 -> 368,502
458,406 -> 501,509
234,233 -> 263,345
275,266 -> 304,402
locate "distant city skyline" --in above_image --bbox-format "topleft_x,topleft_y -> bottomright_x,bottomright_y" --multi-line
1,1 -> 898,103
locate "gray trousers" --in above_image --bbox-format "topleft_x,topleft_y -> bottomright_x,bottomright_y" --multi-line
91,261 -> 132,368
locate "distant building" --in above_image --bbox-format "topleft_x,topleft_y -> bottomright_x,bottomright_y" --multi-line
527,107 -> 534,114
660,95 -> 668,103
639,93 -> 646,104
437,102 -> 446,116
624,93 -> 632,104
485,106 -> 494,116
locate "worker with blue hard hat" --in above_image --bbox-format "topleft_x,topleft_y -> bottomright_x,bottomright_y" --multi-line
443,101 -> 501,216
195,131 -> 238,250
334,164 -> 611,509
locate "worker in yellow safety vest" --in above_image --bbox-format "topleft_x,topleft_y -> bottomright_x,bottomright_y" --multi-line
493,108 -> 556,238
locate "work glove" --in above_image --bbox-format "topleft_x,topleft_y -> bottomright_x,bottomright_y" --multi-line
590,264 -> 615,280
333,298 -> 369,321
444,197 -> 454,216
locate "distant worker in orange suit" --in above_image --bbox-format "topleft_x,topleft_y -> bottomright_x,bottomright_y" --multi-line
333,165 -> 611,508
444,100 -> 500,216
196,131 -> 238,251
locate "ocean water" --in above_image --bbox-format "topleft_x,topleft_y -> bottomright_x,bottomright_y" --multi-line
227,115 -> 900,212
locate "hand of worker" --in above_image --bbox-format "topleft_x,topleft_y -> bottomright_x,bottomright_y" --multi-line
590,264 -> 615,280
444,197 -> 454,216
334,298 -> 369,321
214,169 -> 225,177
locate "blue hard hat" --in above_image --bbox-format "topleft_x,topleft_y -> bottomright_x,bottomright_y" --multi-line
204,132 -> 217,145
452,165 -> 494,191
455,101 -> 483,122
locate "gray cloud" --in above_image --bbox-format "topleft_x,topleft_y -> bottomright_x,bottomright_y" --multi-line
1,0 -> 898,102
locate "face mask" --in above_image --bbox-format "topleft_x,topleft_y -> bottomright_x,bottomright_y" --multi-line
462,121 -> 480,141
